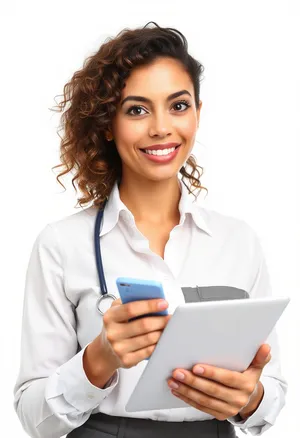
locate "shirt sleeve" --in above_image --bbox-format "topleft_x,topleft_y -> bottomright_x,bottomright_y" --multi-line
227,223 -> 288,435
13,224 -> 119,438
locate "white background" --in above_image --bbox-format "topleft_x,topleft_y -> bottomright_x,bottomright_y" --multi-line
1,1 -> 299,437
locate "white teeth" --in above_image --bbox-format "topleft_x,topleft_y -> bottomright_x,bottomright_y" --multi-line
144,147 -> 176,156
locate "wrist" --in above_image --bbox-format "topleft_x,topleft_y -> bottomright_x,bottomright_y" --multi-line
83,334 -> 118,388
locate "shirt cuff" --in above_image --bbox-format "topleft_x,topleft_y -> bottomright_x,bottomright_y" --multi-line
52,344 -> 119,412
227,376 -> 278,435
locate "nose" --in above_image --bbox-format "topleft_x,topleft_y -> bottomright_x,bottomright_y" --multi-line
148,112 -> 172,138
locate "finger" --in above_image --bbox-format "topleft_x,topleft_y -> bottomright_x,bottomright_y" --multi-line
171,390 -> 228,420
169,370 -> 242,405
113,330 -> 162,356
170,384 -> 237,419
243,347 -> 272,388
190,363 -> 245,390
108,298 -> 169,323
109,314 -> 170,341
121,344 -> 157,368
111,298 -> 122,307
242,345 -> 271,386
251,344 -> 271,368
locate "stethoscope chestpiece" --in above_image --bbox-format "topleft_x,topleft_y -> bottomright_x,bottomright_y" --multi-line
96,293 -> 117,315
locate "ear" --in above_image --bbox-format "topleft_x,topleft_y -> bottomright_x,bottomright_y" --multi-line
105,127 -> 114,141
196,100 -> 202,127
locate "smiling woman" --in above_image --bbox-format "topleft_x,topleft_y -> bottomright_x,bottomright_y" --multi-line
13,20 -> 287,438
50,22 -> 207,209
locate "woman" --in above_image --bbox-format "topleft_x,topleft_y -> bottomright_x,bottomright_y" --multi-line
13,22 -> 287,438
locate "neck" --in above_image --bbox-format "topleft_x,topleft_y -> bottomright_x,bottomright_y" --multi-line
118,175 -> 181,225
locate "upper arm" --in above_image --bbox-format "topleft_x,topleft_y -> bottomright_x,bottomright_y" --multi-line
14,224 -> 78,396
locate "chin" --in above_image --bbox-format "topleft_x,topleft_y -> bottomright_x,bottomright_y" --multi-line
139,169 -> 181,183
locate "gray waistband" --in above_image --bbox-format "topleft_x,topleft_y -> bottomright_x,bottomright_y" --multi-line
67,412 -> 237,438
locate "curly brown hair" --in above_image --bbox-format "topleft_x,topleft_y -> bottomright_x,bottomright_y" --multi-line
50,21 -> 208,209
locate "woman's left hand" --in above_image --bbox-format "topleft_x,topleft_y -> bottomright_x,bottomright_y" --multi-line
167,343 -> 271,420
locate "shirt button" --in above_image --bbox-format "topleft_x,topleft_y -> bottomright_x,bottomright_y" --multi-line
87,393 -> 94,400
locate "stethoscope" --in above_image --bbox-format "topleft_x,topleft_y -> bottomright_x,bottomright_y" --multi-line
94,198 -> 117,315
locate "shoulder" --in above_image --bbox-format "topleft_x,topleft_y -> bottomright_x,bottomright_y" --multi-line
195,205 -> 267,292
194,202 -> 263,258
34,206 -> 98,250
197,203 -> 257,237
49,205 -> 97,233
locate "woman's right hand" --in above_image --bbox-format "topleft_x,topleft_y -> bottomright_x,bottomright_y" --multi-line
100,298 -> 171,370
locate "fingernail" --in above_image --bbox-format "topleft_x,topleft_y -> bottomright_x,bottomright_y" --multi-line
265,344 -> 271,354
158,300 -> 168,310
194,366 -> 204,375
169,381 -> 179,389
174,371 -> 185,380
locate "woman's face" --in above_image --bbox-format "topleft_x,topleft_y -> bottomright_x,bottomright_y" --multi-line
110,57 -> 202,183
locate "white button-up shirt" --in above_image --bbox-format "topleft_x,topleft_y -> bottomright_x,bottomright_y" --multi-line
13,179 -> 287,438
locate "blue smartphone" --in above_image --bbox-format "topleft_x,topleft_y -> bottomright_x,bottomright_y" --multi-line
116,277 -> 168,321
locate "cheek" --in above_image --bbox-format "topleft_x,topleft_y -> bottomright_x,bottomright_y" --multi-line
177,116 -> 197,138
113,118 -> 144,151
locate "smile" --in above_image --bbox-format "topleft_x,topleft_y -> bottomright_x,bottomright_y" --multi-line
143,146 -> 177,156
139,145 -> 181,163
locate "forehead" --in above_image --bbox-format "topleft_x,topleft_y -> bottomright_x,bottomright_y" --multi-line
121,58 -> 193,97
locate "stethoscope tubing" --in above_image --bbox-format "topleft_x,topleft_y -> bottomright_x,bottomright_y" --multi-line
94,200 -> 116,315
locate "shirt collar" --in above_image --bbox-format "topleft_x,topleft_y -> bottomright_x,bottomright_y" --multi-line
99,178 -> 212,237
178,180 -> 213,237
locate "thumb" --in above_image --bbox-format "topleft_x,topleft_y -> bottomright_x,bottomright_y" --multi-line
251,344 -> 271,369
111,298 -> 122,307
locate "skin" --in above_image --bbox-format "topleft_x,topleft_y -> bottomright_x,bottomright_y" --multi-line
167,346 -> 271,420
84,57 -> 271,421
108,56 -> 201,224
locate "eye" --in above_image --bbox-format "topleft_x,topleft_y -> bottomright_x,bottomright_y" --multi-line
172,100 -> 191,112
125,99 -> 191,116
126,106 -> 147,116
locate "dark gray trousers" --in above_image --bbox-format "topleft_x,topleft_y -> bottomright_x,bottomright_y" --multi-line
67,412 -> 237,437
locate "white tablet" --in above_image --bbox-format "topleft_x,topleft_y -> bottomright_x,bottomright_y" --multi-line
125,296 -> 290,412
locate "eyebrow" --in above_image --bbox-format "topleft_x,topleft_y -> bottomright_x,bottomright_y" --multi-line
120,89 -> 192,107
